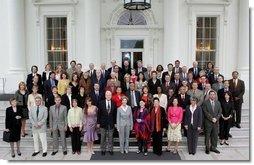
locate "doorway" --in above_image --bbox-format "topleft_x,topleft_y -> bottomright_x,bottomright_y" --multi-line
122,52 -> 143,69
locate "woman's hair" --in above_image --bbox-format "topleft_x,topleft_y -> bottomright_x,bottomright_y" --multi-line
9,98 -> 16,104
18,81 -> 26,90
120,96 -> 128,102
60,71 -> 68,79
84,97 -> 93,115
137,72 -> 146,82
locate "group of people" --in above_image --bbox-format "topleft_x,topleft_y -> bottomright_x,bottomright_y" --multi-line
5,59 -> 245,158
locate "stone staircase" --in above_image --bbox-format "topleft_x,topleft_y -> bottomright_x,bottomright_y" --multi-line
0,101 -> 249,153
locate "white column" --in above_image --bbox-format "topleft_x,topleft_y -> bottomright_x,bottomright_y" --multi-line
6,0 -> 26,93
163,0 -> 179,67
84,0 -> 101,69
237,0 -> 249,109
7,0 -> 26,74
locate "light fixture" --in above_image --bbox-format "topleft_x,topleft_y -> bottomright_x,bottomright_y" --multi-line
124,0 -> 151,10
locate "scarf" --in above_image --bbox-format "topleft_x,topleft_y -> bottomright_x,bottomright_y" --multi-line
151,106 -> 161,132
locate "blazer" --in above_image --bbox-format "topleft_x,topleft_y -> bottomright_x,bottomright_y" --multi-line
44,79 -> 58,100
179,72 -> 188,81
97,100 -> 117,129
229,79 -> 245,103
91,77 -> 106,93
162,71 -> 174,84
89,90 -> 104,107
188,67 -> 202,80
61,94 -> 75,111
135,67 -> 147,75
5,106 -> 23,130
125,90 -> 141,108
217,88 -> 232,102
208,73 -> 224,85
177,94 -> 191,110
147,79 -> 161,95
67,107 -> 83,128
14,90 -> 29,107
212,82 -> 224,93
49,104 -> 67,130
42,71 -> 52,83
184,105 -> 202,130
101,70 -> 110,80
202,100 -> 222,127
26,73 -> 42,88
161,82 -> 175,95
187,89 -> 204,107
30,105 -> 48,133
122,67 -> 131,77
117,105 -> 133,130
172,67 -> 182,74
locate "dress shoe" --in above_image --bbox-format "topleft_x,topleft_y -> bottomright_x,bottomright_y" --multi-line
11,154 -> 15,158
236,124 -> 241,128
101,151 -> 106,155
32,151 -> 40,156
210,149 -> 220,154
72,151 -> 76,155
109,151 -> 114,155
63,151 -> 67,155
51,151 -> 58,156
205,150 -> 210,154
42,152 -> 47,157
77,152 -> 81,155
17,152 -> 21,156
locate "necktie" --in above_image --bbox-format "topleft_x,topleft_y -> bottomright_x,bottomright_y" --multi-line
96,91 -> 99,100
90,70 -> 93,77
131,91 -> 135,108
211,101 -> 215,112
36,106 -> 39,118
107,101 -> 111,114
182,95 -> 185,101
233,79 -> 237,89
194,68 -> 197,76
148,72 -> 151,79
215,75 -> 217,80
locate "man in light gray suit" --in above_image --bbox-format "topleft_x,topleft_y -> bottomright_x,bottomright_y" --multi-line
202,90 -> 222,154
30,96 -> 48,157
212,75 -> 224,93
187,81 -> 204,107
49,96 -> 67,156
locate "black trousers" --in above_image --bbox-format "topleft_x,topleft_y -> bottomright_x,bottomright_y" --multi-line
219,119 -> 231,140
152,131 -> 162,155
138,138 -> 147,153
187,125 -> 199,154
71,127 -> 81,152
233,100 -> 242,124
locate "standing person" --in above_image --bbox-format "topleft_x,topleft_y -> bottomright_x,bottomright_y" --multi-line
153,86 -> 168,110
219,92 -> 234,145
67,99 -> 83,155
187,81 -> 204,107
44,72 -> 58,105
49,96 -> 68,156
42,64 -> 52,84
66,60 -> 77,80
188,61 -> 202,80
202,91 -> 222,154
76,86 -> 86,109
27,75 -> 43,94
69,73 -> 79,98
166,98 -> 183,154
26,65 -> 42,89
5,98 -> 23,158
184,97 -> 202,155
141,86 -> 153,110
30,97 -> 48,157
133,100 -> 152,156
83,97 -> 99,154
117,97 -> 133,154
55,64 -> 64,81
112,86 -> 126,108
125,82 -> 140,112
229,71 -> 245,128
27,85 -> 43,112
150,97 -> 167,156
57,72 -> 70,96
148,71 -> 161,95
135,72 -> 147,94
97,91 -> 117,156
79,72 -> 92,96
14,82 -> 29,137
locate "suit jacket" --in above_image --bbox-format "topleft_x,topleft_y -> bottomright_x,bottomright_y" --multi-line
42,71 -> 51,83
212,82 -> 224,93
117,106 -> 133,130
89,90 -> 104,107
187,89 -> 204,107
92,77 -> 106,93
26,73 -> 42,88
101,70 -> 110,80
135,67 -> 147,75
177,94 -> 191,110
171,80 -> 182,94
125,90 -> 141,108
217,88 -> 232,102
202,100 -> 222,127
122,67 -> 131,76
198,83 -> 207,91
208,73 -> 224,85
161,82 -> 175,94
188,67 -> 202,80
49,105 -> 67,130
173,67 -> 182,74
61,94 -> 74,110
148,79 -> 161,95
5,107 -> 22,131
44,79 -> 58,100
179,72 -> 188,81
162,71 -> 174,84
229,79 -> 245,103
184,105 -> 202,129
30,105 -> 48,133
97,100 -> 117,129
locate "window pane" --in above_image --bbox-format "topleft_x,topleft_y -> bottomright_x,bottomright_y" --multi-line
196,28 -> 203,38
211,17 -> 217,27
211,29 -> 216,39
196,17 -> 203,27
205,17 -> 210,27
121,40 -> 144,49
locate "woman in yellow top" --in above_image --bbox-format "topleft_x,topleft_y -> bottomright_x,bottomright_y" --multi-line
57,72 -> 70,96
67,99 -> 83,155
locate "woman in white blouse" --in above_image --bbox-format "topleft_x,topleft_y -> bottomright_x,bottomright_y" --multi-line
153,86 -> 168,110
27,85 -> 43,112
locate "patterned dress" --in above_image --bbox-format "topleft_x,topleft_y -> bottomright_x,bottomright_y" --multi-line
83,106 -> 99,143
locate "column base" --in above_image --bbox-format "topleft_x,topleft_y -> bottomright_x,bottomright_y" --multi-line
2,68 -> 27,93
237,67 -> 249,110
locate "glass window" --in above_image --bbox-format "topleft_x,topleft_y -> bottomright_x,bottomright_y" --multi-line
121,40 -> 144,49
47,17 -> 68,70
196,17 -> 217,69
117,11 -> 147,25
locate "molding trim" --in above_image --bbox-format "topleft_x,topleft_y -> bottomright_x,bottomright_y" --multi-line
185,0 -> 232,6
32,0 -> 78,6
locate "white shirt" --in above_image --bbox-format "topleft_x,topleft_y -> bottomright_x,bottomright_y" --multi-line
190,104 -> 197,125
67,93 -> 72,109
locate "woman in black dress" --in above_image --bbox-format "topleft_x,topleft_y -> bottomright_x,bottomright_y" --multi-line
14,81 -> 29,137
5,98 -> 23,158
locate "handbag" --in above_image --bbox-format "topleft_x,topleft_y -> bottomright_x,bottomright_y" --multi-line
3,131 -> 10,143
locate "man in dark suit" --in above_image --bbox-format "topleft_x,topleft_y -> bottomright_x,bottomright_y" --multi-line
100,63 -> 110,80
180,66 -> 188,81
171,73 -> 182,94
44,72 -> 58,103
122,60 -> 131,76
162,75 -> 174,94
202,90 -> 222,154
61,86 -> 74,111
172,60 -> 182,74
229,71 -> 245,128
88,63 -> 96,78
162,63 -> 174,84
198,75 -> 208,91
91,69 -> 106,92
208,67 -> 224,85
90,83 -> 104,107
26,65 -> 42,89
97,91 -> 117,156
125,82 -> 140,111
188,61 -> 202,80
135,60 -> 147,75
113,65 -> 123,83
217,80 -> 231,102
